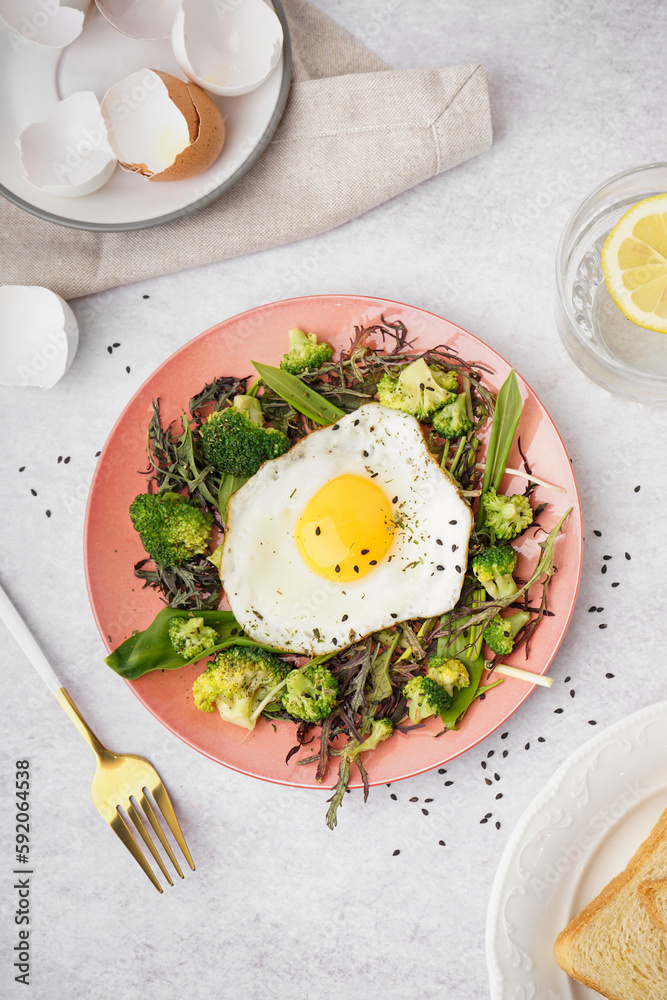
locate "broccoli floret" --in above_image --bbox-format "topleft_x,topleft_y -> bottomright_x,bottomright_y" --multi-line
281,663 -> 338,722
483,610 -> 531,656
482,488 -> 534,539
343,718 -> 394,761
472,543 -> 519,601
432,393 -> 475,440
192,645 -> 289,730
376,358 -> 458,420
426,655 -> 470,697
403,675 -> 453,724
199,394 -> 290,477
129,491 -> 213,567
279,328 -> 333,375
168,616 -> 218,659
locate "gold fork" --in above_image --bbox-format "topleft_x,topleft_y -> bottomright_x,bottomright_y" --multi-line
0,582 -> 194,892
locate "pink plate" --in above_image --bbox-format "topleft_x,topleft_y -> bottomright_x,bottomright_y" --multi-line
84,295 -> 583,789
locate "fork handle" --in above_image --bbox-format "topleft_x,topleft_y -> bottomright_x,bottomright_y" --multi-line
0,581 -> 63,693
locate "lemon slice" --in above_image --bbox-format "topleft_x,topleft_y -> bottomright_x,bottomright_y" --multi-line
601,193 -> 667,334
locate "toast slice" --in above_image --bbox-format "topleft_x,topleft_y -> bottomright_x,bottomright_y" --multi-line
554,805 -> 667,1000
639,878 -> 667,950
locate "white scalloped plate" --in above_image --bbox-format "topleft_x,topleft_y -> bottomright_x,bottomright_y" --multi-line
486,700 -> 667,1000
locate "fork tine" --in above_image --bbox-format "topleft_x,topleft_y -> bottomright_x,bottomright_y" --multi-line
126,800 -> 175,887
109,810 -> 163,894
139,791 -> 184,879
151,783 -> 195,871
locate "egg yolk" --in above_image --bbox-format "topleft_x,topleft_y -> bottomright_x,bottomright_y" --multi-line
295,475 -> 396,582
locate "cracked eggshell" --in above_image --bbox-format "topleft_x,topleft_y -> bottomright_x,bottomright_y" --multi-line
101,68 -> 225,181
0,286 -> 79,390
172,0 -> 283,97
0,0 -> 90,48
94,0 -> 180,39
17,92 -> 117,198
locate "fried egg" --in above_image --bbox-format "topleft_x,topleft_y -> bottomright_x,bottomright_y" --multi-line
220,403 -> 472,655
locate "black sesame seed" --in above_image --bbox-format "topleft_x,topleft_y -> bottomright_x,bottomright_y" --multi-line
487,750 -> 494,757
452,544 -> 458,552
392,850 -> 400,857
64,456 -> 70,464
588,720 -> 597,726
502,749 -> 508,758
18,467 -> 25,472
479,693 -> 486,701
57,456 -> 62,464
425,798 -> 433,803
390,613 -> 398,619
112,342 -> 120,348
501,732 -> 508,739
485,812 -> 492,819
625,552 -> 631,560
335,565 -> 340,574
436,538 -> 443,546
597,606 -> 604,612
593,529 -> 602,537
371,472 -> 378,478
369,560 -> 377,566
342,614 -> 348,622
421,808 -> 429,816
455,565 -> 461,573
438,768 -> 446,775
409,796 -> 418,803
353,565 -> 359,573
444,780 -> 453,787
588,606 -> 597,612
525,743 -> 530,750
315,526 -> 321,536
45,510 -> 51,518
126,366 -> 131,373
142,294 -> 150,299
481,761 -> 487,770
449,519 -> 457,525
480,818 -> 488,824
634,485 -> 641,492
363,450 -> 369,457
606,672 -> 614,678
390,793 -> 397,800
94,451 -> 101,458
495,793 -> 503,800
361,549 -> 369,555
436,565 -> 445,571
564,676 -> 571,683
599,623 -> 608,629
107,346 -> 113,354
332,637 -> 338,645
438,840 -> 446,846
538,737 -> 545,743
554,708 -> 564,714
332,424 -> 340,431
611,582 -> 619,588
494,773 -> 500,781
485,778 -> 492,786
570,689 -> 575,697
419,382 -> 425,391
354,419 -> 359,426
495,821 -> 501,830
30,489 -> 37,496
603,554 -> 612,560
601,565 -> 607,574
392,496 -> 398,504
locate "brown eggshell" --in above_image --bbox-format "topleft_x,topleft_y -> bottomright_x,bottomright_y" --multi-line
149,70 -> 225,182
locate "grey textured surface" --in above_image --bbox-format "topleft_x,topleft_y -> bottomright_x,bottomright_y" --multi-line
1,2 -> 666,999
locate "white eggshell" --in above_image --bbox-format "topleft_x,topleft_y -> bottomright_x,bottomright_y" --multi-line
94,0 -> 180,39
101,69 -> 192,177
17,92 -> 117,198
0,287 -> 79,390
0,0 -> 90,48
172,0 -> 283,97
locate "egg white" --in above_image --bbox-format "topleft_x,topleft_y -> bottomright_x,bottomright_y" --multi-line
220,402 -> 473,655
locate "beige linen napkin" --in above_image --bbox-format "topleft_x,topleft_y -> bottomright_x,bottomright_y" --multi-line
0,0 -> 492,299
